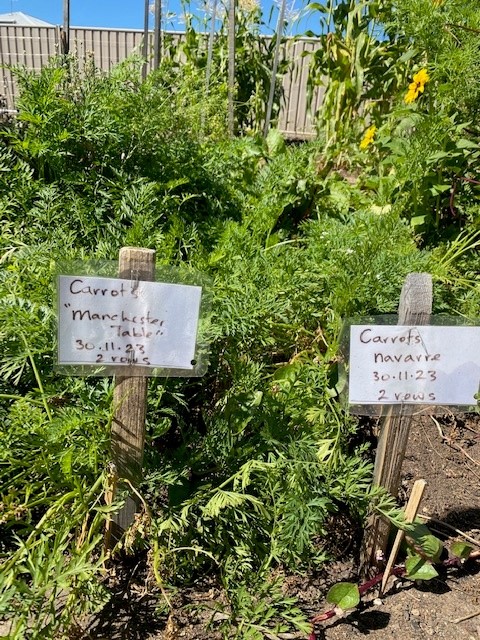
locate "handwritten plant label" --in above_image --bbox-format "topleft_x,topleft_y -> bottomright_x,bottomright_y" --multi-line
349,325 -> 480,406
58,275 -> 202,370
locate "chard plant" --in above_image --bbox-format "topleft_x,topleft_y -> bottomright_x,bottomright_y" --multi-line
310,520 -> 479,636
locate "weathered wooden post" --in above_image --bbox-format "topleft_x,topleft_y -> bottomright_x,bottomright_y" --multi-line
61,0 -> 70,55
56,248 -> 204,550
153,0 -> 162,70
360,272 -> 432,575
107,247 -> 155,541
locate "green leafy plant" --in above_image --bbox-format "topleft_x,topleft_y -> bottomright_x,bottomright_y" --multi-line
165,0 -> 291,134
306,0 -> 409,153
213,575 -> 311,639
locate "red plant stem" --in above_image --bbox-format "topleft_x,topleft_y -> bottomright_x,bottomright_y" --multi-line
358,566 -> 405,595
310,557 -> 474,630
310,566 -> 406,623
310,607 -> 336,623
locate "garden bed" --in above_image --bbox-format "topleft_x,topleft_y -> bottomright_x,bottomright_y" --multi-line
2,2 -> 480,636
72,413 -> 480,640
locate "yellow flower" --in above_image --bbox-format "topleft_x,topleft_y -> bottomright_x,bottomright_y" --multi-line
360,125 -> 377,150
404,69 -> 430,104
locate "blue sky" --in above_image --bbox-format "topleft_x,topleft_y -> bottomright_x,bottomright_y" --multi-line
0,0 -> 318,34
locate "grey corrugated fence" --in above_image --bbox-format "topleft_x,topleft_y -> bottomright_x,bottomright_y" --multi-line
0,25 -> 323,138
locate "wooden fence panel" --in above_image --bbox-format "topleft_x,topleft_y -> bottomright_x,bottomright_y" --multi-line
0,25 -> 59,106
278,38 -> 323,138
0,25 -> 323,138
70,28 -> 141,71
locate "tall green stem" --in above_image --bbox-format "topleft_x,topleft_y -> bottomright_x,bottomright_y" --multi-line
263,0 -> 286,137
21,333 -> 52,421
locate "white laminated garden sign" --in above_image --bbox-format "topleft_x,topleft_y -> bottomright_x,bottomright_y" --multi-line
57,274 -> 203,373
348,324 -> 480,408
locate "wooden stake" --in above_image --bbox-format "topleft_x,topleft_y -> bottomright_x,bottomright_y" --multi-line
61,0 -> 70,55
106,247 -> 156,544
360,273 -> 432,575
380,479 -> 426,595
153,0 -> 161,70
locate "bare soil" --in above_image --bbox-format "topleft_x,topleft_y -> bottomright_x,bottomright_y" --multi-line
81,413 -> 480,640
314,412 -> 480,640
